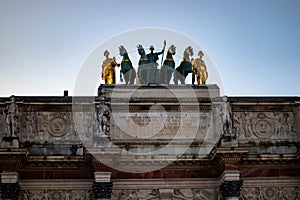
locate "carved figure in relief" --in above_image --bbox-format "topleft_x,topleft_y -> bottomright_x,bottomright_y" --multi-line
280,113 -> 293,137
65,190 -> 70,200
22,191 -> 30,200
42,190 -> 50,200
234,111 -> 296,139
233,112 -> 246,138
192,50 -> 208,85
174,46 -> 194,84
101,50 -> 120,84
22,108 -> 38,141
5,96 -> 19,137
118,189 -> 139,200
96,97 -> 111,136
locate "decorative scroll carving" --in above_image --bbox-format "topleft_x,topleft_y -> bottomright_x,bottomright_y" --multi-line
112,189 -> 160,200
173,188 -> 218,200
241,186 -> 300,200
173,188 -> 217,200
20,189 -> 92,200
233,111 -> 296,140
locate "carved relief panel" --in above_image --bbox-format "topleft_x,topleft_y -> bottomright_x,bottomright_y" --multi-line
18,111 -> 78,142
20,189 -> 92,200
233,112 -> 296,141
241,186 -> 300,200
112,189 -> 160,200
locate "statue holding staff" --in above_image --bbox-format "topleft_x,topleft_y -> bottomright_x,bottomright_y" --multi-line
147,40 -> 166,64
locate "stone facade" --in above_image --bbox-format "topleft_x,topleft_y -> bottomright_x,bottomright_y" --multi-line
0,85 -> 299,199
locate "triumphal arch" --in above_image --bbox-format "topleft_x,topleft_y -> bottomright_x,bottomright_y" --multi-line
0,43 -> 300,199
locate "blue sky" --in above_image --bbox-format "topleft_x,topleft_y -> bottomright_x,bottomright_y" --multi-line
0,0 -> 299,96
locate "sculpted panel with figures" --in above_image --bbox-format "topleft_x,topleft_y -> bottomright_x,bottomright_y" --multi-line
233,111 -> 296,140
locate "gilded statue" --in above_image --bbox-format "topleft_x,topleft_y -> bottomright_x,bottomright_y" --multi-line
192,51 -> 208,85
101,50 -> 120,84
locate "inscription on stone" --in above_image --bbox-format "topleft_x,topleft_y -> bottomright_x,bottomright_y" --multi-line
111,112 -> 211,140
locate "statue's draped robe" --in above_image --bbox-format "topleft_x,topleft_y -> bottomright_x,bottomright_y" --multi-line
102,58 -> 118,84
192,58 -> 208,85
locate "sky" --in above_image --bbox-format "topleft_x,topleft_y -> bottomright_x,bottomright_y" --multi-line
0,0 -> 300,97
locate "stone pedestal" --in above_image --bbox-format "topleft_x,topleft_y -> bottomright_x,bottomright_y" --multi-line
1,137 -> 19,148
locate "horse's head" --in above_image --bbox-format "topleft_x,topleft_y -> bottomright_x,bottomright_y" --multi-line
186,46 -> 194,57
137,44 -> 145,56
119,45 -> 127,56
168,45 -> 176,55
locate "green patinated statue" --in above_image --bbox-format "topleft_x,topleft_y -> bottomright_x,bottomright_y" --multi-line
119,45 -> 136,84
174,46 -> 194,85
160,45 -> 176,84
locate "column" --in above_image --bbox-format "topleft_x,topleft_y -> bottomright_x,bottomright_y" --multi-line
92,172 -> 113,200
217,149 -> 247,200
0,172 -> 20,200
220,180 -> 243,200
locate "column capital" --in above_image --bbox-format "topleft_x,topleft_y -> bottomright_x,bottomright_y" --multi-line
220,180 -> 243,199
93,171 -> 113,199
92,181 -> 113,200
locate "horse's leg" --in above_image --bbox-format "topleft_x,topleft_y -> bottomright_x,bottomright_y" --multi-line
124,70 -> 129,84
130,69 -> 135,84
173,69 -> 178,85
128,69 -> 132,84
